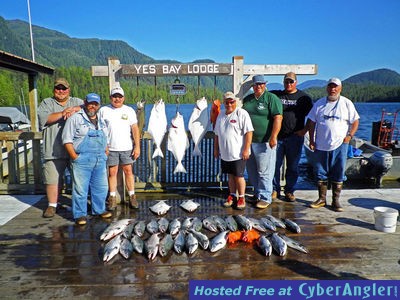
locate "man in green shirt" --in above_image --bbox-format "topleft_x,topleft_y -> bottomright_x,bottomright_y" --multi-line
243,75 -> 283,209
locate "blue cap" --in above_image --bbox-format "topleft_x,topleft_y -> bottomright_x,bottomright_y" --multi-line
85,93 -> 101,104
252,75 -> 267,85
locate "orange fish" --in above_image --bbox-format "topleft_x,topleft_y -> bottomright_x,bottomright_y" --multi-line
241,229 -> 260,243
210,99 -> 221,129
227,231 -> 242,244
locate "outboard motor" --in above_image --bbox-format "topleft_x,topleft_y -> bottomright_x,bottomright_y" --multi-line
362,151 -> 393,187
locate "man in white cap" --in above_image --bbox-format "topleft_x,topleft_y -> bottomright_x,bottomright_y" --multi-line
307,78 -> 360,212
214,91 -> 253,210
38,78 -> 83,218
98,86 -> 141,210
243,75 -> 283,209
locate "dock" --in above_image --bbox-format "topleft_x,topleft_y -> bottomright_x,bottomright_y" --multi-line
0,188 -> 399,299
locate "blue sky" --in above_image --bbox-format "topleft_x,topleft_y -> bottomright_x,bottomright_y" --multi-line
2,0 -> 400,83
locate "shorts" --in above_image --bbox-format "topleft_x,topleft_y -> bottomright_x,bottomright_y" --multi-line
107,150 -> 134,167
43,159 -> 69,185
221,159 -> 246,177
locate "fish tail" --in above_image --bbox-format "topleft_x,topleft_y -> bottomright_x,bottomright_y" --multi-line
192,145 -> 202,157
152,147 -> 164,159
174,163 -> 187,174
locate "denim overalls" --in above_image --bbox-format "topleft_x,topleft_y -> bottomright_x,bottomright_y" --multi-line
71,116 -> 108,219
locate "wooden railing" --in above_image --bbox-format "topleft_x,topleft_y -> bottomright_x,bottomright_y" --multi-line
0,131 -> 228,194
0,131 -> 44,194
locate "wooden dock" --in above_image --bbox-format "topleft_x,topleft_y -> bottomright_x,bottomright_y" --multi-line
0,188 -> 399,299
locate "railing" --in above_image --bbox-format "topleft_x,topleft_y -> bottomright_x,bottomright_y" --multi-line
0,131 -> 43,194
0,131 -> 228,194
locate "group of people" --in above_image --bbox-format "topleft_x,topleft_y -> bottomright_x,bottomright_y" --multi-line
39,72 -> 359,225
39,79 -> 140,225
214,73 -> 359,212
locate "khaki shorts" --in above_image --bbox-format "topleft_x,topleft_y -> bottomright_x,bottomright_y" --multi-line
43,159 -> 69,185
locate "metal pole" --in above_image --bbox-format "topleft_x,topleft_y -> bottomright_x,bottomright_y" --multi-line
27,0 -> 35,61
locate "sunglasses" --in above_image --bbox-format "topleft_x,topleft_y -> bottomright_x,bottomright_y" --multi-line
224,100 -> 236,105
55,86 -> 68,91
284,79 -> 295,84
254,82 -> 265,86
111,94 -> 124,99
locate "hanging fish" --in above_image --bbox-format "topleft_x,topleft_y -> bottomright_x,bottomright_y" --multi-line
210,99 -> 221,129
167,112 -> 189,173
188,97 -> 210,156
147,99 -> 168,158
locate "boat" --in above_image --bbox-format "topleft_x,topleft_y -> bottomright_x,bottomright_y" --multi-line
0,107 -> 32,177
304,109 -> 400,187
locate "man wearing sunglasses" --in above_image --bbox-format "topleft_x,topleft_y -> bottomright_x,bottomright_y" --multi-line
214,92 -> 253,210
38,78 -> 84,218
243,75 -> 283,209
270,72 -> 313,203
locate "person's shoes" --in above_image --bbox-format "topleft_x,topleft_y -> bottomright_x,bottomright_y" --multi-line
107,195 -> 117,211
223,194 -> 235,208
236,196 -> 246,210
75,216 -> 87,225
284,192 -> 296,202
100,211 -> 112,219
43,206 -> 56,218
272,191 -> 280,200
310,198 -> 326,209
246,195 -> 258,204
332,200 -> 344,212
129,194 -> 139,209
255,199 -> 270,209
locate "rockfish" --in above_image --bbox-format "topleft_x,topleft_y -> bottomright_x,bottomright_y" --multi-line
188,97 -> 210,156
210,99 -> 221,129
147,99 -> 168,158
167,112 -> 189,173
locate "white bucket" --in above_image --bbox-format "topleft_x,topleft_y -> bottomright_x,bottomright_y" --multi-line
373,206 -> 399,233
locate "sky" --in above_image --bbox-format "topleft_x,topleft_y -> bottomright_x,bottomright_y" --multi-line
1,0 -> 400,84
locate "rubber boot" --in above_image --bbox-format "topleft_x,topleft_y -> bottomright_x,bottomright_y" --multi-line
332,181 -> 344,212
310,181 -> 327,208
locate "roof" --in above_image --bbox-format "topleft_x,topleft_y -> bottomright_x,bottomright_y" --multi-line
0,50 -> 54,75
0,107 -> 30,124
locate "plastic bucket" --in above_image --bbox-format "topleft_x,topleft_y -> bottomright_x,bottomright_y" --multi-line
373,207 -> 399,233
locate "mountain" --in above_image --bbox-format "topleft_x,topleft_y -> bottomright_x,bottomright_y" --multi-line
344,69 -> 400,86
298,79 -> 327,90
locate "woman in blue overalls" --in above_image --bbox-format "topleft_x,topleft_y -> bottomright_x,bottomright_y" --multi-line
62,93 -> 112,225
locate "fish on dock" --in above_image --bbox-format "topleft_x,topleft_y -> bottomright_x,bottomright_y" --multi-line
103,234 -> 122,262
173,230 -> 186,254
189,229 -> 209,250
266,215 -> 286,229
180,199 -> 200,213
149,200 -> 171,216
158,217 -> 169,233
210,231 -> 229,253
168,218 -> 181,236
131,234 -> 144,254
225,215 -> 238,232
282,218 -> 301,233
269,232 -> 287,256
159,234 -> 174,257
119,237 -> 134,259
185,232 -> 199,255
144,233 -> 160,261
100,219 -> 135,241
134,220 -> 146,237
202,216 -> 218,232
257,235 -> 272,256
146,219 -> 159,234
234,215 -> 252,231
278,233 -> 308,254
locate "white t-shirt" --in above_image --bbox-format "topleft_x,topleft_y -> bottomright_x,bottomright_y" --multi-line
307,96 -> 360,151
214,108 -> 254,161
99,104 -> 138,151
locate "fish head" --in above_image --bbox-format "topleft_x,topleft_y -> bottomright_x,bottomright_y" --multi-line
137,98 -> 146,109
170,112 -> 184,128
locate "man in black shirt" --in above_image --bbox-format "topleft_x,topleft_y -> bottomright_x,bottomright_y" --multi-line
270,72 -> 313,202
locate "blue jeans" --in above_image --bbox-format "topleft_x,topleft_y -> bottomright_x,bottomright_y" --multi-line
273,134 -> 304,194
247,142 -> 276,203
71,127 -> 108,219
71,152 -> 108,219
314,143 -> 348,183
